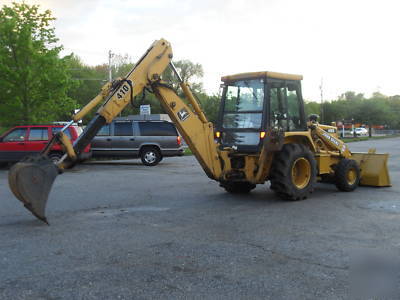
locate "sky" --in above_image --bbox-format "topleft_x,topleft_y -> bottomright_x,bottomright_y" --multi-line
2,0 -> 400,101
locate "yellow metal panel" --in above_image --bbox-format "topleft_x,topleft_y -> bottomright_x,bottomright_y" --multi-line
315,154 -> 332,174
221,71 -> 303,82
284,131 -> 316,152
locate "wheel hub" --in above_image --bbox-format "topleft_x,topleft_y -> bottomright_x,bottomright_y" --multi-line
346,168 -> 357,185
291,157 -> 311,189
145,152 -> 156,163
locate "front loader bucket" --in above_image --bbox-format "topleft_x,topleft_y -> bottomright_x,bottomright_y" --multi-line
351,150 -> 391,187
8,155 -> 59,224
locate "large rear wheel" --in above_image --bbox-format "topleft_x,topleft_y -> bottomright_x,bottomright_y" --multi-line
270,144 -> 317,200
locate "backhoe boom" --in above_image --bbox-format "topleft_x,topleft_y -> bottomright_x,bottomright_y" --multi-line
8,39 -> 223,223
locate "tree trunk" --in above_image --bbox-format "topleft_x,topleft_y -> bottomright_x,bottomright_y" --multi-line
369,121 -> 372,138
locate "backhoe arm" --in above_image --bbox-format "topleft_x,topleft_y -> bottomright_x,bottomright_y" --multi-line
59,39 -> 174,168
8,38 -> 222,223
61,39 -> 221,178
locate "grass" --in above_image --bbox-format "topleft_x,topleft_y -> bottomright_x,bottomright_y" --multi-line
184,148 -> 193,155
341,134 -> 400,143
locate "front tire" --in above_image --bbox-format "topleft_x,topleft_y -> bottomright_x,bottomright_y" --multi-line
140,147 -> 161,166
270,144 -> 317,200
334,159 -> 360,192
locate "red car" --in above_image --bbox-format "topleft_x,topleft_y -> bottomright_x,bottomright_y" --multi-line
0,124 -> 91,166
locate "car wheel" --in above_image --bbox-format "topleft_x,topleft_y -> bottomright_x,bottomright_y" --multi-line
140,147 -> 161,166
49,153 -> 63,164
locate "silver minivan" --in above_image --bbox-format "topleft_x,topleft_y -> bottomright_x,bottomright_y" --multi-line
91,120 -> 184,166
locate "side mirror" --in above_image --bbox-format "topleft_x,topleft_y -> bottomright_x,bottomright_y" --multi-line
0,137 -> 3,142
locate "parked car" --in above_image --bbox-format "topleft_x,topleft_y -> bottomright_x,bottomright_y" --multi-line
350,127 -> 368,136
0,124 -> 91,166
91,120 -> 184,166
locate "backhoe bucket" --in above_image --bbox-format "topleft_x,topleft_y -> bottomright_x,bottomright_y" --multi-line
8,155 -> 59,224
351,150 -> 391,187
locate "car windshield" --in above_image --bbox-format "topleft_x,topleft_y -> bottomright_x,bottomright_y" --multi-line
222,79 -> 264,129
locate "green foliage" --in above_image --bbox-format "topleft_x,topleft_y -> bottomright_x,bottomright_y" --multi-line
195,93 -> 220,123
304,100 -> 320,117
162,59 -> 204,93
308,91 -> 400,128
0,2 -> 76,126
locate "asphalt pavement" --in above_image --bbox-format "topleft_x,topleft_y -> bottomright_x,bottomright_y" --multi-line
0,137 -> 399,299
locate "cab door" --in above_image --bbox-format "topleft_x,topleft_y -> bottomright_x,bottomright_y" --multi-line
268,80 -> 306,132
0,127 -> 28,162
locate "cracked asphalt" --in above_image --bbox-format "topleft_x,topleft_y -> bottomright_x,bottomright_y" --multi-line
0,137 -> 399,299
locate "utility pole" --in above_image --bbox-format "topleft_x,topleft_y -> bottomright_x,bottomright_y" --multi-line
319,77 -> 324,123
108,50 -> 114,82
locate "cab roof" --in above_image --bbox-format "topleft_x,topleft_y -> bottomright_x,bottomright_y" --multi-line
221,71 -> 303,82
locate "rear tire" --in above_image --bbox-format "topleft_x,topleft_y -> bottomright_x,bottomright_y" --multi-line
140,147 -> 161,166
221,181 -> 256,194
270,144 -> 317,200
334,159 -> 360,192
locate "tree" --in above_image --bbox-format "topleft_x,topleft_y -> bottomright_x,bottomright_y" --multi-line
304,100 -> 320,117
162,59 -> 204,93
64,56 -> 220,122
64,54 -> 106,119
0,3 -> 76,126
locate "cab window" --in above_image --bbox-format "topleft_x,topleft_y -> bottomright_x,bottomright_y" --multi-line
3,128 -> 27,142
270,83 -> 288,130
269,82 -> 304,131
29,128 -> 49,141
286,83 -> 303,131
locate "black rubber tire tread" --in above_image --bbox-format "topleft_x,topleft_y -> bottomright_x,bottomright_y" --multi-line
140,146 -> 161,166
269,143 -> 317,200
334,159 -> 360,192
221,181 -> 256,194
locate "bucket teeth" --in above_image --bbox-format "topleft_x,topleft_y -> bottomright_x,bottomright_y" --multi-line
8,155 -> 59,224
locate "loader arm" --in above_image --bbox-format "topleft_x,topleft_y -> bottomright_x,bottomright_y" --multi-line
8,39 -> 222,223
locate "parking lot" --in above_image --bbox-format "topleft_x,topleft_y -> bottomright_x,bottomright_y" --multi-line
0,137 -> 399,299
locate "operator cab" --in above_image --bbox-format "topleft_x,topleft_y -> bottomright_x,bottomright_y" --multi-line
217,71 -> 307,153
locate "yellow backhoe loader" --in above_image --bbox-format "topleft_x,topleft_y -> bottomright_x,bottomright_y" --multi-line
8,39 -> 391,224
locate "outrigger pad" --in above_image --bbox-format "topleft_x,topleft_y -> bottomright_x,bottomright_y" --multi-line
8,156 -> 59,224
